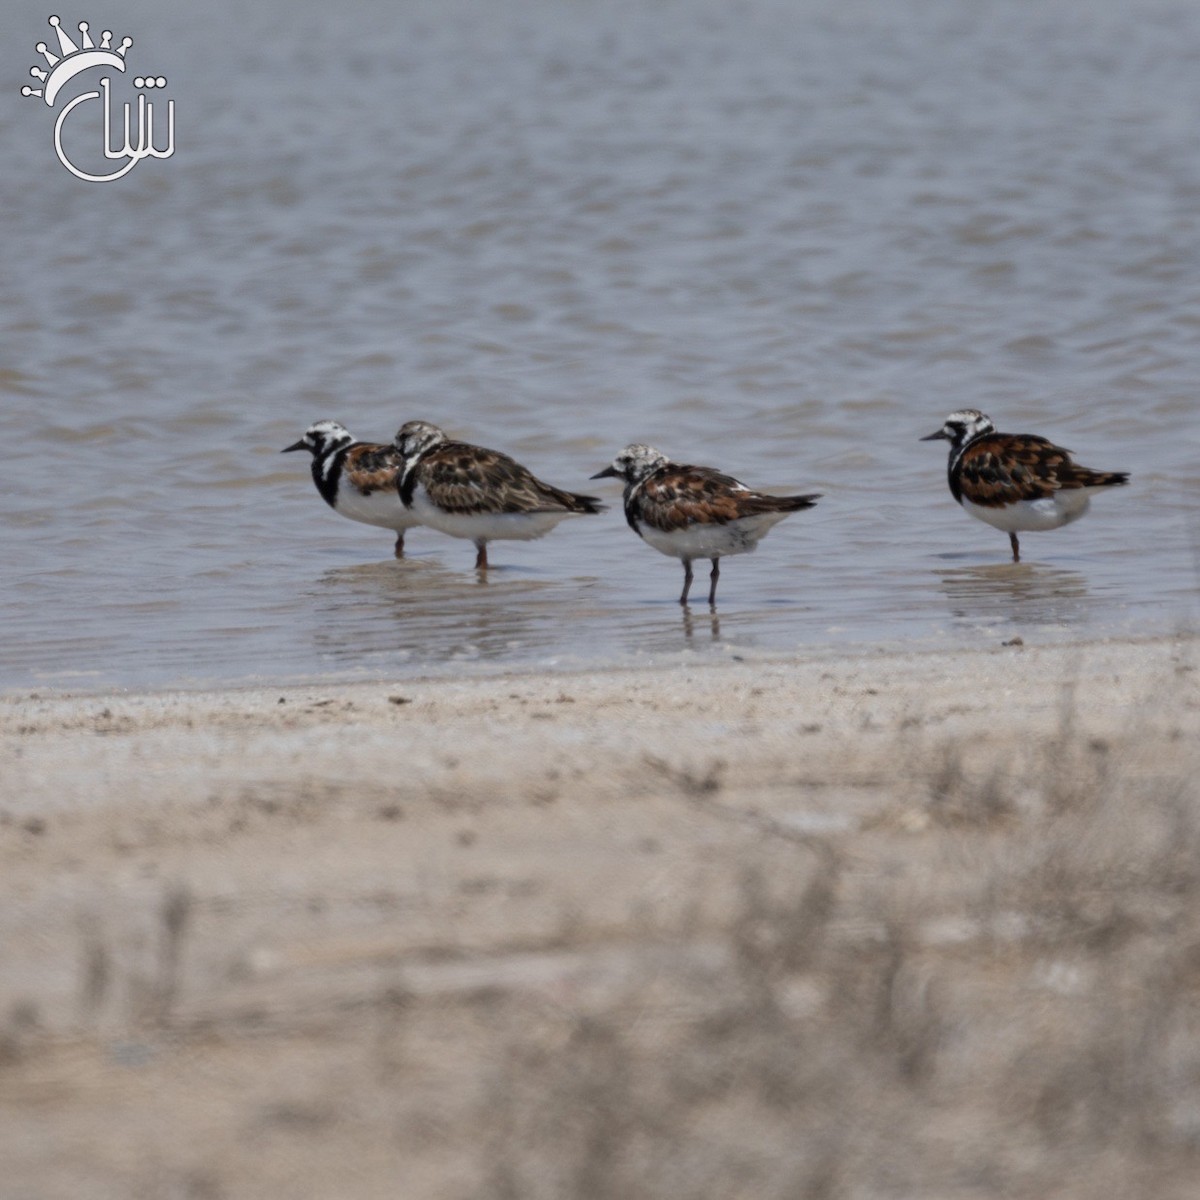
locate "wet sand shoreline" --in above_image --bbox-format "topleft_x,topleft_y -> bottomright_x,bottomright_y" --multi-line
1,633 -> 1198,1198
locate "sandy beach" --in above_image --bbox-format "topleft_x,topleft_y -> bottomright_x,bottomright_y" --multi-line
1,633 -> 1198,1199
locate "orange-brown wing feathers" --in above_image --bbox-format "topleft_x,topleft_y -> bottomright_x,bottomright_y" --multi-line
957,434 -> 1128,507
340,442 -> 403,495
639,468 -> 745,531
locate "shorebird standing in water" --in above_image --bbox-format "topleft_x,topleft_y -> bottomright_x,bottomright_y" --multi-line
921,410 -> 1129,562
393,420 -> 605,570
282,420 -> 420,558
592,443 -> 820,606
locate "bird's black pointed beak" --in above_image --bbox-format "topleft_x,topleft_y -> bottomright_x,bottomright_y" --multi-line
919,429 -> 949,442
590,465 -> 619,480
281,440 -> 307,453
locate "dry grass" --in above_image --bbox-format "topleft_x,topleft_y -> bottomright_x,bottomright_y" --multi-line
468,713 -> 1200,1199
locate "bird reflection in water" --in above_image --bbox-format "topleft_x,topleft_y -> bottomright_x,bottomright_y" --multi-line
307,559 -> 554,665
681,606 -> 721,643
937,562 -> 1091,628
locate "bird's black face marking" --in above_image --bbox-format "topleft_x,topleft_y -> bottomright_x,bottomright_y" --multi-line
282,420 -> 353,458
920,410 -> 994,448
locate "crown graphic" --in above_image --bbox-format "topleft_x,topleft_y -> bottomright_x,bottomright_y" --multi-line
20,15 -> 132,106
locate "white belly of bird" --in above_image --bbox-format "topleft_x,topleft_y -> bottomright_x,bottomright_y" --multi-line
638,512 -> 791,561
963,490 -> 1093,533
408,487 -> 580,542
334,485 -> 420,532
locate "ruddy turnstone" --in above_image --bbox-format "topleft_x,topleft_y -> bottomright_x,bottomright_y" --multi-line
282,420 -> 420,558
591,444 -> 821,606
392,420 -> 605,569
920,409 -> 1129,562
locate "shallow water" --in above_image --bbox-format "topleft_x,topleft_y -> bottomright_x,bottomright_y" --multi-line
2,0 -> 1197,692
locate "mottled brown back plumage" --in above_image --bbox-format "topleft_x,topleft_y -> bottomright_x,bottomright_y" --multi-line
411,441 -> 604,516
636,464 -> 820,533
955,433 -> 1129,508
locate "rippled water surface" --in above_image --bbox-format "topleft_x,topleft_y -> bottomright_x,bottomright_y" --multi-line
2,0 -> 1197,691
